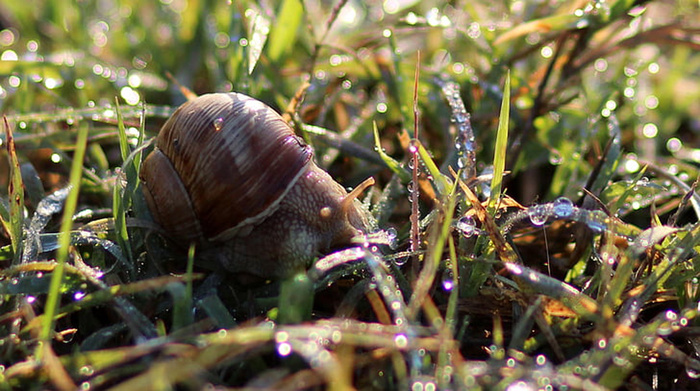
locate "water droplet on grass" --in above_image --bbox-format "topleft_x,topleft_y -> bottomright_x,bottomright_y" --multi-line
528,205 -> 548,226
386,227 -> 398,249
456,215 -> 477,237
277,342 -> 292,357
552,197 -> 574,218
441,268 -> 455,291
394,333 -> 408,348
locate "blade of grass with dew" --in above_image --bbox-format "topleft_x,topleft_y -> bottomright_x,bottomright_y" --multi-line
503,263 -> 600,321
490,313 -> 505,360
409,53 -> 421,277
373,122 -> 411,183
27,274 -> 203,328
607,165 -> 648,213
454,166 -> 518,296
5,105 -> 175,125
266,0 -> 303,63
445,235 -> 459,334
113,100 -> 134,264
437,235 -> 459,388
38,122 -> 89,352
631,223 -> 700,307
454,167 -> 519,264
129,104 -> 151,221
487,70 -> 510,214
416,142 -> 451,196
494,12 -> 586,45
406,179 -> 458,319
4,117 -> 25,265
603,227 -> 678,314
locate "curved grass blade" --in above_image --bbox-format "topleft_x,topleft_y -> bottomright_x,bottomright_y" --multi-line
504,263 -> 600,320
113,100 -> 135,265
38,123 -> 89,349
416,141 -> 450,196
247,8 -> 271,74
373,122 -> 410,183
4,116 -> 25,264
488,70 -> 510,214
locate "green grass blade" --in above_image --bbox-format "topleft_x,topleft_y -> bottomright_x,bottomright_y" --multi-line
373,122 -> 410,183
406,180 -> 457,319
417,142 -> 451,196
38,122 -> 89,349
4,117 -> 25,265
505,263 -> 600,320
115,99 -> 131,163
278,273 -> 314,324
113,100 -> 135,264
247,9 -> 271,74
488,70 -> 510,213
267,0 -> 303,62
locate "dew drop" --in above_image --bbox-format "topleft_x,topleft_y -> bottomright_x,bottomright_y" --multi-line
665,310 -> 677,321
394,333 -> 408,348
394,256 -> 408,266
456,215 -> 477,237
407,181 -> 415,194
441,268 -> 455,291
213,117 -> 224,131
549,151 -> 563,165
457,156 -> 468,169
536,354 -> 547,366
386,227 -> 398,249
585,210 -> 608,233
552,197 -> 574,218
277,342 -> 292,356
528,205 -> 548,226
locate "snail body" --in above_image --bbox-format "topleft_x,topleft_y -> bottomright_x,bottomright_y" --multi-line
139,93 -> 372,279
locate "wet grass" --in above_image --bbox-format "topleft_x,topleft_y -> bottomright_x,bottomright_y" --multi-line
1,0 -> 699,389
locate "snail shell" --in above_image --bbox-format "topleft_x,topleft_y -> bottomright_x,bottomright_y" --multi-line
139,93 -> 372,279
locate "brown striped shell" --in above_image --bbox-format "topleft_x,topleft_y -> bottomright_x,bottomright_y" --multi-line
140,93 -> 313,245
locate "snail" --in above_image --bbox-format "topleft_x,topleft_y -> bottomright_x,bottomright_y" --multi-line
139,92 -> 374,280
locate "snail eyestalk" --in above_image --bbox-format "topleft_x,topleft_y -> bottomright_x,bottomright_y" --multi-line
341,177 -> 375,214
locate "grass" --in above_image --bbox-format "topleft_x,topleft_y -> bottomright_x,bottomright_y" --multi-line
1,0 -> 699,389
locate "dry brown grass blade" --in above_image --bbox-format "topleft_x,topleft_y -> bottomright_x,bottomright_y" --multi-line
451,167 -> 520,264
165,71 -> 198,101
